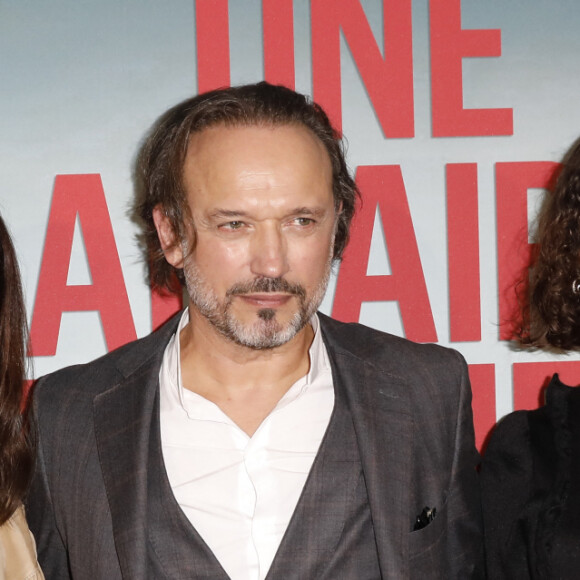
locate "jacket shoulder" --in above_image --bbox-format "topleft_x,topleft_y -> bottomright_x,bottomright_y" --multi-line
32,312 -> 181,403
318,313 -> 465,379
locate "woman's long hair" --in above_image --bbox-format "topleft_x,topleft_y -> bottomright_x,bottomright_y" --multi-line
517,137 -> 580,350
0,216 -> 32,525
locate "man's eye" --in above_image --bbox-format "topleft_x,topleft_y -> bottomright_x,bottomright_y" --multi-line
222,221 -> 244,230
295,217 -> 314,226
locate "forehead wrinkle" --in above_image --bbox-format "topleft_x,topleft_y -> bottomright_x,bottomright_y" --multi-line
237,170 -> 282,192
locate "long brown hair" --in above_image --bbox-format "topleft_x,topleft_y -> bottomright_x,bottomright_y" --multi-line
0,215 -> 32,524
517,137 -> 580,350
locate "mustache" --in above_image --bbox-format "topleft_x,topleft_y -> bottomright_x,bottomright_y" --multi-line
227,277 -> 306,300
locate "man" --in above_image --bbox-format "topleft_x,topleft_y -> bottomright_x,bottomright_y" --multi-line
27,82 -> 483,579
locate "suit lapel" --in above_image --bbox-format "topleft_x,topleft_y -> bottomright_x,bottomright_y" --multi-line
321,317 -> 412,579
93,315 -> 181,579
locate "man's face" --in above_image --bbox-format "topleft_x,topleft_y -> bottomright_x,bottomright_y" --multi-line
170,123 -> 337,350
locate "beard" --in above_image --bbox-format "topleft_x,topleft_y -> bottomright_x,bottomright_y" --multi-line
182,251 -> 333,350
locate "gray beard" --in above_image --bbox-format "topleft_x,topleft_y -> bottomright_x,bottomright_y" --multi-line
182,253 -> 333,350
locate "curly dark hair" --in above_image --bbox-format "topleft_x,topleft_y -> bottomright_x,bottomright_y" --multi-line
517,137 -> 580,350
135,82 -> 359,291
0,215 -> 32,524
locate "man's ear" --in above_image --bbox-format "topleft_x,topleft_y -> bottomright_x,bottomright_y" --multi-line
152,205 -> 184,267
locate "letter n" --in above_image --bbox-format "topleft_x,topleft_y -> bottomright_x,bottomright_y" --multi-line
196,0 -> 230,92
312,0 -> 414,136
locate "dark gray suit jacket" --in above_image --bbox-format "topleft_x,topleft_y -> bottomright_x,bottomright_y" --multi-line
26,313 -> 483,579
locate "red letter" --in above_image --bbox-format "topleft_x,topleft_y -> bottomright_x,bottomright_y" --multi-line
447,163 -> 480,342
263,0 -> 295,88
496,162 -> 558,340
30,175 -> 137,356
430,0 -> 513,136
196,0 -> 230,92
468,364 -> 495,452
333,165 -> 437,342
312,0 -> 414,136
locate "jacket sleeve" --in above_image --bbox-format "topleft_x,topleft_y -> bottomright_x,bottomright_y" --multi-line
25,386 -> 72,580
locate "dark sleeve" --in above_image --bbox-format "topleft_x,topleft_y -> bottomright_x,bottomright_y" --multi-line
25,384 -> 72,580
444,352 -> 485,579
481,410 -> 536,579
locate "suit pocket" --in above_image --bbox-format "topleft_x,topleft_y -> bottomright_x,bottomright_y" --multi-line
408,500 -> 448,561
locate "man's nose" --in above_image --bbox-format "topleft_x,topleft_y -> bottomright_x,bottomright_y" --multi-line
250,226 -> 289,279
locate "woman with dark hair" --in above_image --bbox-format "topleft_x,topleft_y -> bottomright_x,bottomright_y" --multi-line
0,215 -> 43,578
482,137 -> 580,579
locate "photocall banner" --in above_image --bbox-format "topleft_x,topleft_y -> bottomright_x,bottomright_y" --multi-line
2,0 -> 580,449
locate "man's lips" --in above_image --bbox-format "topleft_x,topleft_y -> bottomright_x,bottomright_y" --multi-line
236,293 -> 294,307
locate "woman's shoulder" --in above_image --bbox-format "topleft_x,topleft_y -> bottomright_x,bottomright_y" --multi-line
483,374 -> 574,470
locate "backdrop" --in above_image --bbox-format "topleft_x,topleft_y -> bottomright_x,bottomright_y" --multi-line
2,0 -> 580,449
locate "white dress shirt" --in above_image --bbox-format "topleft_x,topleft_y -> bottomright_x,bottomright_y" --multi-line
159,310 -> 334,580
